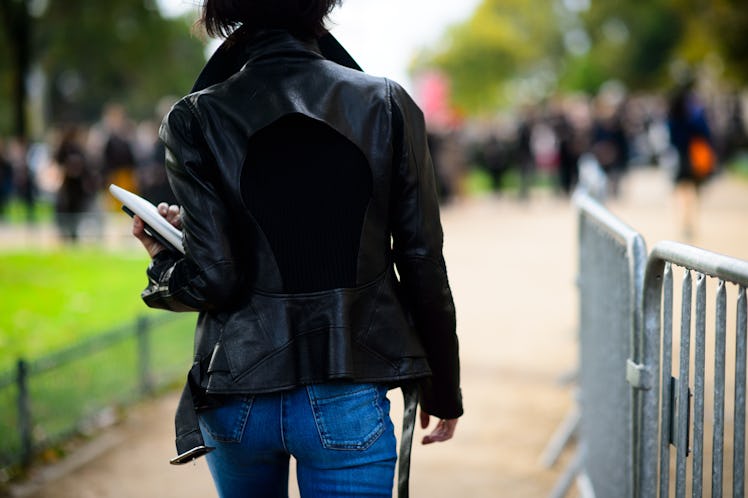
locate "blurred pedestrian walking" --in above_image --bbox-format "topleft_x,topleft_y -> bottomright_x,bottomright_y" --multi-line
53,125 -> 97,243
101,104 -> 137,209
667,79 -> 716,240
7,137 -> 36,223
590,91 -> 629,199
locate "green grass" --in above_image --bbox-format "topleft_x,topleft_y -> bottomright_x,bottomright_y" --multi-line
464,165 -> 557,196
0,247 -> 197,469
727,151 -> 748,180
0,248 -> 162,373
0,309 -> 196,470
0,199 -> 54,224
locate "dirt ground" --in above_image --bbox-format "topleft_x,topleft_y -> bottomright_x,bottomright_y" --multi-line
6,166 -> 748,498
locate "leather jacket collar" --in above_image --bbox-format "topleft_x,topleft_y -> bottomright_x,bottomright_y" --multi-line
241,30 -> 322,66
192,29 -> 357,93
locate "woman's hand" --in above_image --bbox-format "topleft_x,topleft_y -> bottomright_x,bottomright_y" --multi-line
132,203 -> 182,259
419,409 -> 458,445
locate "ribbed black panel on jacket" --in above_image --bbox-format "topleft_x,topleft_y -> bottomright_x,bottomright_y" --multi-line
241,113 -> 373,293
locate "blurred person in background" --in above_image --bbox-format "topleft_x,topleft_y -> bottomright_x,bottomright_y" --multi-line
130,0 -> 463,496
102,104 -> 137,207
516,107 -> 536,201
428,128 -> 468,204
53,125 -> 97,243
667,80 -> 715,240
133,118 -> 177,205
7,137 -> 36,223
590,91 -> 630,199
721,92 -> 747,163
551,103 -> 581,197
480,131 -> 510,195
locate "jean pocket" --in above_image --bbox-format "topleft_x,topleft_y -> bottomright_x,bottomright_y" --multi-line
307,383 -> 387,450
198,395 -> 253,443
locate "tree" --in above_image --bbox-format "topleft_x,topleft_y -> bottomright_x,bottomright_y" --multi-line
566,0 -> 683,91
0,0 -> 207,137
413,0 -> 564,114
669,0 -> 748,83
414,0 -> 748,116
0,0 -> 31,138
712,0 -> 748,82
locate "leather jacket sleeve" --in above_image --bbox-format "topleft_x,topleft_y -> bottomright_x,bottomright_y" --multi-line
388,82 -> 463,419
141,99 -> 245,312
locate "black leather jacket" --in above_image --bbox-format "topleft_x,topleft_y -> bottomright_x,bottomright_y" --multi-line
143,30 -> 462,457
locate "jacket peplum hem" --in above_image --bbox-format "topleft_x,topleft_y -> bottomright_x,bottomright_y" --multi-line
193,266 -> 432,394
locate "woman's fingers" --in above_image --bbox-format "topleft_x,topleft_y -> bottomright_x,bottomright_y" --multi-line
419,412 -> 458,445
157,202 -> 182,229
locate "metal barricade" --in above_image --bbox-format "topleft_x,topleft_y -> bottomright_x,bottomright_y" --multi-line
632,241 -> 748,497
577,192 -> 647,497
550,191 -> 646,498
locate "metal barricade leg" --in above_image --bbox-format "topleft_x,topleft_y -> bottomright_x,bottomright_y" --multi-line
539,404 -> 580,469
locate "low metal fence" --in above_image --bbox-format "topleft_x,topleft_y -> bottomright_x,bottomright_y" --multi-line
0,313 -> 194,472
558,193 -> 748,497
632,242 -> 748,497
549,191 -> 646,498
577,192 -> 647,497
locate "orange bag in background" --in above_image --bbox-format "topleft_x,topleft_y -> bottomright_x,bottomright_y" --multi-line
688,137 -> 715,179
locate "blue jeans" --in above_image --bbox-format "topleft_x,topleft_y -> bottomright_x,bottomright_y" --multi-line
198,382 -> 397,498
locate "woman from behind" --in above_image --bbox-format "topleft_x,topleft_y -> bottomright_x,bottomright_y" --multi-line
132,1 -> 463,496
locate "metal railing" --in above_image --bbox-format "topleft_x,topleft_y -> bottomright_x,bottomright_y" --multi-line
633,242 -> 748,497
557,193 -> 748,498
549,191 -> 647,498
0,313 -> 194,472
577,192 -> 647,498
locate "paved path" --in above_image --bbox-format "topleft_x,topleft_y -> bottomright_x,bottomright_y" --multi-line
8,167 -> 748,497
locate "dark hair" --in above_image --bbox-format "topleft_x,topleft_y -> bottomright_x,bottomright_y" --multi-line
200,0 -> 341,40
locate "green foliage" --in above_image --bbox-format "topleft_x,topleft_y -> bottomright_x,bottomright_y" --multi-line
558,56 -> 609,95
416,0 -> 748,116
0,248 -> 160,371
0,0 -> 207,134
574,1 -> 682,89
416,0 -> 564,113
0,23 -> 11,133
669,0 -> 748,83
36,0 -> 206,123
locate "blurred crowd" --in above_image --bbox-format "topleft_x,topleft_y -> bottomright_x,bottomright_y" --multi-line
0,101 -> 177,244
0,84 -> 746,244
426,83 -> 748,207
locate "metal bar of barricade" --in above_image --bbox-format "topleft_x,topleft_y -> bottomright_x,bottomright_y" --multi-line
658,263 -> 674,498
539,405 -> 580,469
734,287 -> 746,497
647,242 -> 748,285
674,270 -> 692,498
693,273 -> 707,497
712,281 -> 726,498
